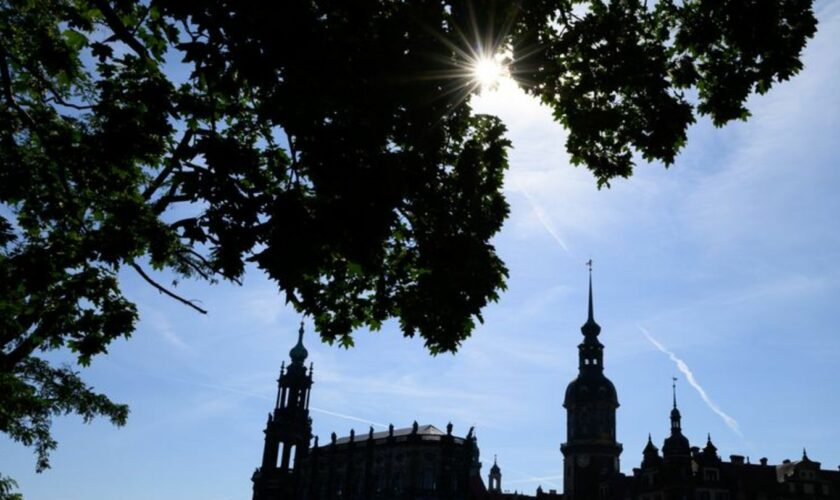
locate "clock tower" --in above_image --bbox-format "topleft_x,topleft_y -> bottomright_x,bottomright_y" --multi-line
561,269 -> 622,499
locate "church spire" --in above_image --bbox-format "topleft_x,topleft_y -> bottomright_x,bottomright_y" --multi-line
670,377 -> 682,432
581,260 -> 601,338
587,260 -> 594,322
672,376 -> 678,409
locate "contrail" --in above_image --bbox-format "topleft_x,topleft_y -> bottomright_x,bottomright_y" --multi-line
147,373 -> 387,428
308,407 -> 388,428
514,179 -> 570,253
638,325 -> 742,436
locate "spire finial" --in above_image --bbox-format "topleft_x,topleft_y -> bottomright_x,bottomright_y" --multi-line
672,376 -> 678,409
494,454 -> 498,465
586,259 -> 594,321
298,320 -> 305,342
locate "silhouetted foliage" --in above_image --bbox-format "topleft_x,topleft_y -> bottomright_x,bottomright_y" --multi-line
0,473 -> 22,500
0,0 -> 816,483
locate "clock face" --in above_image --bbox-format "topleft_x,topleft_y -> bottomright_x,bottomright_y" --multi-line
576,455 -> 590,467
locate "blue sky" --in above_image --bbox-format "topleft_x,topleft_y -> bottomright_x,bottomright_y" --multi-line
3,3 -> 840,498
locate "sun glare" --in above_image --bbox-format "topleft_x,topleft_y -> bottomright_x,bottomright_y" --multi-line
472,54 -> 510,92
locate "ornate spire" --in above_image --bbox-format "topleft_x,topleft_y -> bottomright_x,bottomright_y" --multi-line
670,377 -> 682,432
581,260 -> 601,337
289,319 -> 309,364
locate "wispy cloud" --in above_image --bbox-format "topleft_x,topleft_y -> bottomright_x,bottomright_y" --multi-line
502,465 -> 563,490
146,311 -> 192,353
639,325 -> 742,436
506,474 -> 564,488
515,179 -> 570,253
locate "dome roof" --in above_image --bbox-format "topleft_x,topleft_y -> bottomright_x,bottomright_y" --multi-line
289,322 -> 308,364
564,374 -> 619,407
662,432 -> 690,457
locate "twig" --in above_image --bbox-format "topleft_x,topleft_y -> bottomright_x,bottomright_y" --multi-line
176,252 -> 213,281
130,262 -> 208,314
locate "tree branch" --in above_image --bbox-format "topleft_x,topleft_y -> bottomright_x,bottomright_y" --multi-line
129,262 -> 208,314
91,0 -> 151,61
0,41 -> 36,128
142,129 -> 194,200
0,329 -> 42,373
45,96 -> 93,110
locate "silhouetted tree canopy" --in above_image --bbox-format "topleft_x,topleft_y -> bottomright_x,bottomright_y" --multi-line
0,0 -> 816,482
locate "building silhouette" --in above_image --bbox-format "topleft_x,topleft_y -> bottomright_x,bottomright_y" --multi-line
252,274 -> 840,499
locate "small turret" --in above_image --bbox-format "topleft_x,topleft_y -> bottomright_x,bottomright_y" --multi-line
702,434 -> 719,461
642,434 -> 661,467
488,455 -> 502,493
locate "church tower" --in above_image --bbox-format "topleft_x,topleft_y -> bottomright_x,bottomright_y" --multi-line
561,268 -> 622,500
662,380 -> 690,460
252,322 -> 314,500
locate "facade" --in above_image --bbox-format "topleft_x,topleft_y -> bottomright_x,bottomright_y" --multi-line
252,274 -> 840,500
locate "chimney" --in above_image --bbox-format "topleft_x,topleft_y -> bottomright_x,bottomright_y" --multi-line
730,455 -> 745,465
760,458 -> 768,466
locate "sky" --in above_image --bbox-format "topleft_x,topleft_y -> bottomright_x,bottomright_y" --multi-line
2,3 -> 840,499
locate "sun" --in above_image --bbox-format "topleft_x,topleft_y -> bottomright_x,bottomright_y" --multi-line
471,54 -> 510,91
